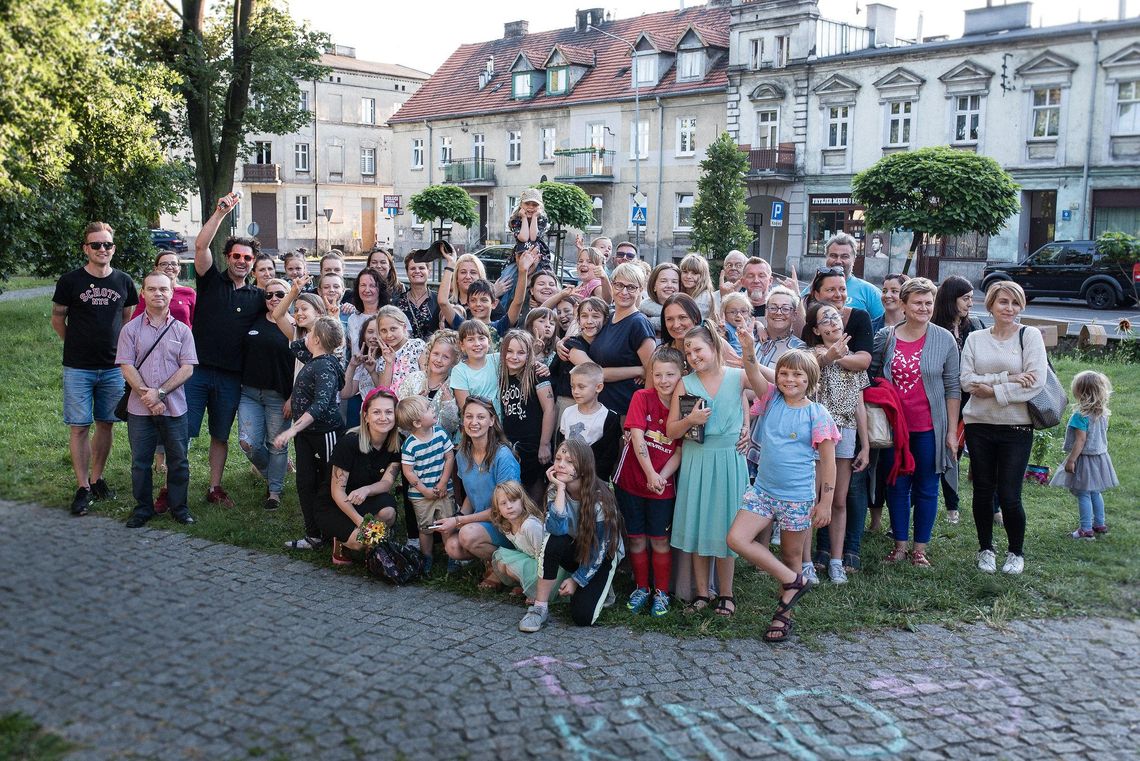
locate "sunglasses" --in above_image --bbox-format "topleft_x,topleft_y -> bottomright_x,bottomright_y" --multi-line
264,290 -> 287,300
87,241 -> 114,250
815,266 -> 845,277
612,282 -> 640,293
228,252 -> 255,263
615,251 -> 637,260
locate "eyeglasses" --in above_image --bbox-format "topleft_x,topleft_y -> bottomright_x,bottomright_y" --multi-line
87,241 -> 114,250
264,291 -> 287,300
612,282 -> 640,293
725,309 -> 751,318
228,252 -> 255,263
767,305 -> 795,314
158,260 -> 180,269
615,250 -> 637,260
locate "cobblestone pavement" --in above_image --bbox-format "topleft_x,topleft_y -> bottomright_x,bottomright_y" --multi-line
2,500 -> 1136,761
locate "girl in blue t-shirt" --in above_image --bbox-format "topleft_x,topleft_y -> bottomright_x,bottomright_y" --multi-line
1050,370 -> 1118,538
728,329 -> 840,644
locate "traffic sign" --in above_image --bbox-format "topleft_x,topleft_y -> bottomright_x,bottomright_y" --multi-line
770,201 -> 785,228
631,205 -> 647,226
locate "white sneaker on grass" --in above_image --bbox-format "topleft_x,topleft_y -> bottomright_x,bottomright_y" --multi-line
977,549 -> 997,574
802,563 -> 819,585
518,604 -> 549,633
1002,552 -> 1024,575
828,561 -> 848,585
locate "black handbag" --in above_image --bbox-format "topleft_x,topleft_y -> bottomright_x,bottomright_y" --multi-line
364,539 -> 426,585
115,320 -> 176,421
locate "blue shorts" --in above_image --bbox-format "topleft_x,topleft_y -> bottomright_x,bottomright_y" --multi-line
185,366 -> 243,441
475,520 -> 516,550
62,366 -> 123,426
614,485 -> 674,538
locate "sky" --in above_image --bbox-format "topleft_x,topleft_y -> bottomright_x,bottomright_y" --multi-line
287,0 -> 1135,75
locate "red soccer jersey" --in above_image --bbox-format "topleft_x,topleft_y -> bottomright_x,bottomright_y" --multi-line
615,389 -> 680,499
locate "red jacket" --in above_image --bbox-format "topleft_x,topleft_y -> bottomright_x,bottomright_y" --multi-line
864,378 -> 914,484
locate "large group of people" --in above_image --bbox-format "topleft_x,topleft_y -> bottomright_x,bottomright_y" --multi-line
51,188 -> 1116,643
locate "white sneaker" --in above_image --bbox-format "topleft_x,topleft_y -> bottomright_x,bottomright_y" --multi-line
284,536 -> 323,550
405,537 -> 421,551
771,525 -> 782,546
603,588 -> 616,608
977,549 -> 997,574
518,604 -> 549,633
1002,552 -> 1024,575
828,561 -> 848,585
947,510 -> 960,525
802,564 -> 820,585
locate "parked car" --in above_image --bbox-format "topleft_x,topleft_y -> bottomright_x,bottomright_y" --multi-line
149,229 -> 187,254
467,244 -> 579,287
981,240 -> 1139,310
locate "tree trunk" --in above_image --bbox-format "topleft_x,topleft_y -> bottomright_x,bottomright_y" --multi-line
902,230 -> 925,276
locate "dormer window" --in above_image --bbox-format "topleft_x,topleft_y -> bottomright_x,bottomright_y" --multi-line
513,72 -> 533,99
677,50 -> 704,81
547,67 -> 569,95
634,53 -> 657,87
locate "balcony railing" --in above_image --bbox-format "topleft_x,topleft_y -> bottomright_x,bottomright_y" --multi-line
745,143 -> 796,178
442,158 -> 496,185
242,163 -> 281,183
553,148 -> 616,182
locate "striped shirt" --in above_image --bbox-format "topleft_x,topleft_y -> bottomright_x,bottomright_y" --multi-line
401,426 -> 454,500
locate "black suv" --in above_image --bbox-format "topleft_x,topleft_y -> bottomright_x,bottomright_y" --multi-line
150,229 -> 188,254
981,240 -> 1139,310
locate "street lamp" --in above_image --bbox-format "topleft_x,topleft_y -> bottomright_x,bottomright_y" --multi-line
322,208 -> 333,253
587,24 -> 644,251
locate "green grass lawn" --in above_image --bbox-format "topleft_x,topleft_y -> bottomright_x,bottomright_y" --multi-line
0,713 -> 76,761
1,276 -> 55,292
1,294 -> 1136,640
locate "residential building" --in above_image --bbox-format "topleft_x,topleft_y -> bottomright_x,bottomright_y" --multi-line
388,6 -> 733,265
728,0 -> 1140,282
161,46 -> 429,254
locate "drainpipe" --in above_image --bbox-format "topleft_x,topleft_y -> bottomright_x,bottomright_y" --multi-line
313,76 -> 319,255
424,119 -> 434,185
1079,30 -> 1099,237
653,96 -> 665,266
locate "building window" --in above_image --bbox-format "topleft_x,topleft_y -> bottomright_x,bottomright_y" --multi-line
295,195 -> 309,223
439,136 -> 452,166
887,101 -> 913,146
540,127 -> 556,162
507,130 -> 521,164
505,196 -> 518,230
294,143 -> 310,172
361,147 -> 376,176
513,72 -> 532,99
411,211 -> 424,230
749,39 -> 763,70
774,36 -> 789,69
361,97 -> 376,125
827,106 -> 850,148
677,51 -> 703,81
547,67 -> 568,95
677,116 -> 697,156
675,193 -> 695,230
254,141 -> 272,164
412,138 -> 424,169
1031,88 -> 1061,139
634,54 -> 656,87
473,133 -> 485,161
954,94 -> 982,143
1115,80 -> 1140,134
755,109 -> 779,148
630,118 -> 649,159
299,90 -> 310,112
590,195 -> 603,230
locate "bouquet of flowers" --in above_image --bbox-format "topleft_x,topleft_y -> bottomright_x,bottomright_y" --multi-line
357,514 -> 388,548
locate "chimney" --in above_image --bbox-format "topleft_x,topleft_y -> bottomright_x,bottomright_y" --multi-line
576,8 -> 606,32
866,4 -> 897,47
504,20 -> 529,38
964,2 -> 1032,36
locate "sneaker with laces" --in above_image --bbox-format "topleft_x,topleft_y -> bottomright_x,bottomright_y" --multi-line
206,486 -> 234,508
1093,525 -> 1109,535
977,549 -> 997,573
1002,552 -> 1024,575
518,604 -> 549,633
801,564 -> 820,585
627,587 -> 651,613
90,478 -> 115,501
828,561 -> 848,584
70,487 -> 92,516
154,487 -> 169,514
1070,528 -> 1095,540
263,496 -> 281,511
947,510 -> 960,525
284,536 -> 323,550
651,590 -> 670,617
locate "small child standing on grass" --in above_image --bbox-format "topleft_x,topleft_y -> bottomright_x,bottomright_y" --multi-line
398,395 -> 456,572
1051,370 -> 1118,538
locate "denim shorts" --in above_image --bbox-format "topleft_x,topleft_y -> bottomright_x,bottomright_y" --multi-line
185,366 -> 243,440
836,426 -> 856,459
740,485 -> 814,532
62,366 -> 123,426
614,485 -> 675,538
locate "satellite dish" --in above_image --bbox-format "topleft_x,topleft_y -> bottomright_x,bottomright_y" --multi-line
247,222 -> 260,236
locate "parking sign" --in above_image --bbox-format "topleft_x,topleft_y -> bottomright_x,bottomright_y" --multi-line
770,201 -> 785,228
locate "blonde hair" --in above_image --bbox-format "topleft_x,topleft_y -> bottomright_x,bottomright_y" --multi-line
647,263 -> 681,305
489,480 -> 544,535
683,324 -> 723,367
775,348 -> 821,397
1070,370 -> 1112,420
377,304 -> 412,333
577,246 -> 603,266
310,316 -> 344,353
265,278 -> 289,293
396,395 -> 433,431
766,284 -> 800,310
899,277 -> 937,303
984,280 -> 1026,311
611,262 -> 646,291
452,254 -> 488,301
679,253 -> 715,302
498,329 -> 538,403
720,291 -> 751,317
569,361 -> 604,386
357,388 -> 401,454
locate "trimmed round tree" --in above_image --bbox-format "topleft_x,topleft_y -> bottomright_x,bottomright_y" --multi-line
535,181 -> 593,272
691,132 -> 754,271
408,185 -> 478,243
852,146 -> 1020,275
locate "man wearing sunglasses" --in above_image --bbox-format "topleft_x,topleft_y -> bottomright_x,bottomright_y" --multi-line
52,222 -> 139,516
612,241 -> 639,269
187,194 -> 268,508
823,233 -> 885,332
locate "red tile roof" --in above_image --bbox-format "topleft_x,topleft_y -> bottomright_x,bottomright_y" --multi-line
390,3 -> 730,124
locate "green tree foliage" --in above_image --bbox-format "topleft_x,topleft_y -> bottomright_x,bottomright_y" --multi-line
691,132 -> 754,268
535,181 -> 593,268
0,0 -> 194,285
852,146 -> 1020,274
408,186 -> 479,239
1096,231 -> 1140,303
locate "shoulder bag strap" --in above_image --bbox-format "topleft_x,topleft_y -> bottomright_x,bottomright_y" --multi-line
135,319 -> 177,372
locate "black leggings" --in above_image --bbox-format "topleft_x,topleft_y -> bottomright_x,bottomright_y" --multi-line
964,423 -> 1032,556
294,428 -> 341,539
542,534 -> 615,627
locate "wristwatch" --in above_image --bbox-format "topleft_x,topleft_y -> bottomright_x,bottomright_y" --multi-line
157,388 -> 167,401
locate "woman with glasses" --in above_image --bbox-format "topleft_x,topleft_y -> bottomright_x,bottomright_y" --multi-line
135,251 -> 196,326
237,278 -> 295,511
582,263 -> 656,417
870,277 -> 961,568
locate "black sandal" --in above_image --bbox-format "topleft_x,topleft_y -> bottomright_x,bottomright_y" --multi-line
778,573 -> 812,611
713,595 -> 736,617
764,608 -> 794,643
683,595 -> 711,615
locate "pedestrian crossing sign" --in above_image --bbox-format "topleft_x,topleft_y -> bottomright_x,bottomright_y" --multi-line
631,205 -> 647,226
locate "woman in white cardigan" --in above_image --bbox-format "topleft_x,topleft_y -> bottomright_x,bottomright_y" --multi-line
960,280 -> 1047,576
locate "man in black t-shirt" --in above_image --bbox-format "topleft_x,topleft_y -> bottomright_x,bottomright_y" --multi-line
186,194 -> 267,508
51,222 -> 139,516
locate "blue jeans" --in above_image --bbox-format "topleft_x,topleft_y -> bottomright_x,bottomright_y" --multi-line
185,366 -> 242,441
815,466 -> 870,569
498,261 -> 520,311
237,386 -> 288,494
127,413 -> 189,517
881,429 -> 939,544
1075,490 -> 1106,532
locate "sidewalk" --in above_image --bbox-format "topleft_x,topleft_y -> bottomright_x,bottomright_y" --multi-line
1,500 -> 1135,760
